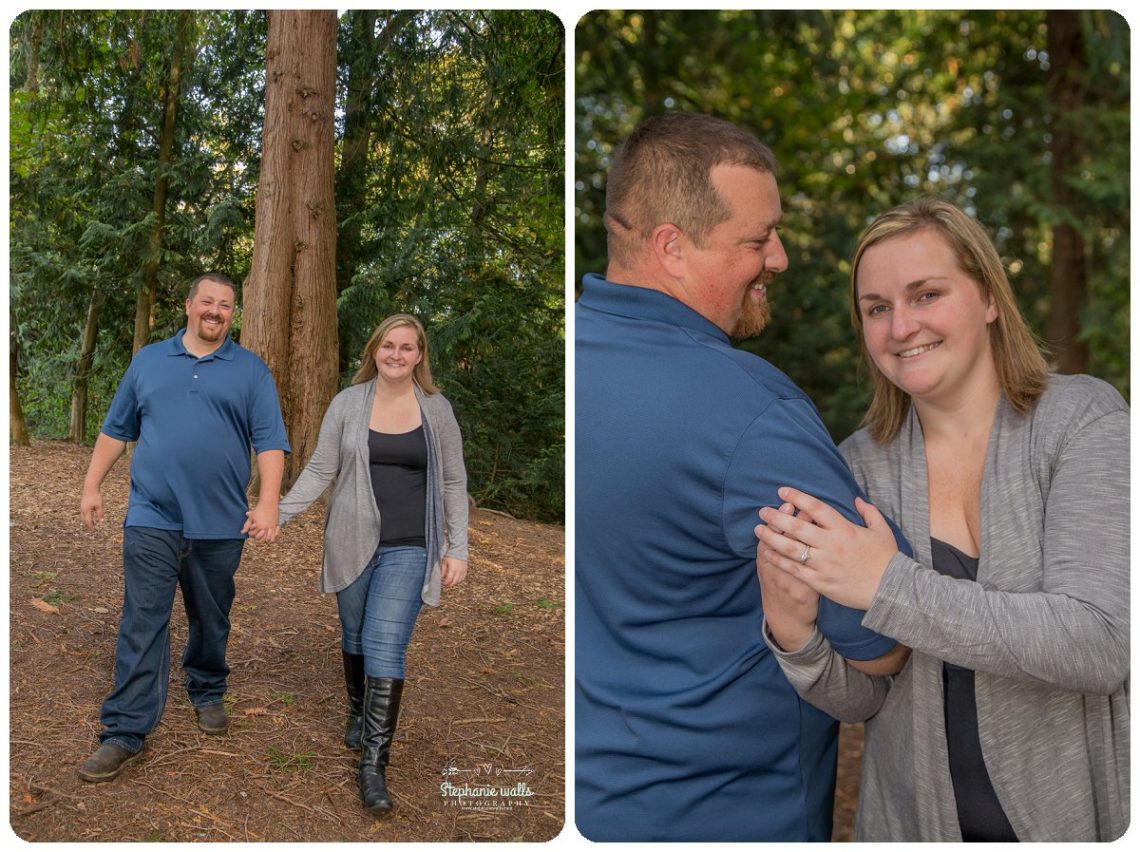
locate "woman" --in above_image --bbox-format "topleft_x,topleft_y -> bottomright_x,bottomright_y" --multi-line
754,198 -> 1128,841
274,314 -> 468,815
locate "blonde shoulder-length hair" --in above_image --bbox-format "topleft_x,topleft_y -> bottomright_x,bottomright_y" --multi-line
351,314 -> 440,394
850,197 -> 1049,443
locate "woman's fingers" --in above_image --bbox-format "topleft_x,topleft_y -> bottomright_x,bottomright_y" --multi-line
757,504 -> 821,549
755,521 -> 816,565
776,487 -> 844,528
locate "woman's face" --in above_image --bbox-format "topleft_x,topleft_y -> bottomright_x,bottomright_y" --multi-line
374,324 -> 422,383
856,229 -> 998,405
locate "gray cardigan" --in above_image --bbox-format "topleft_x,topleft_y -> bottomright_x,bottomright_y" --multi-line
767,374 -> 1129,841
277,379 -> 469,605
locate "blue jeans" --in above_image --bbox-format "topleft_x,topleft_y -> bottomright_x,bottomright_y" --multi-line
336,545 -> 427,679
99,527 -> 244,753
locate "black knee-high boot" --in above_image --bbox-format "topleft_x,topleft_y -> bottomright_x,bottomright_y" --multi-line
342,652 -> 365,750
358,676 -> 404,814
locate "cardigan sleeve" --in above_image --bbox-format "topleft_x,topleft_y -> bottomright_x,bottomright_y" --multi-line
435,399 -> 469,559
863,395 -> 1129,696
277,392 -> 347,525
762,619 -> 894,723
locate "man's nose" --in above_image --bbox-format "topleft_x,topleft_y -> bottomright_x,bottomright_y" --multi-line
765,232 -> 789,273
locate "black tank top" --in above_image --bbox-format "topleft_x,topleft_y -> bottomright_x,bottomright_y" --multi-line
368,426 -> 427,547
930,537 -> 1018,842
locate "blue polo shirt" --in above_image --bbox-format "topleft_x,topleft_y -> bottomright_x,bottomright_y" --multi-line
575,274 -> 908,841
102,331 -> 290,539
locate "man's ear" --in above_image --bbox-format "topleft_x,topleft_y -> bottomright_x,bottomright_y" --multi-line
652,223 -> 686,278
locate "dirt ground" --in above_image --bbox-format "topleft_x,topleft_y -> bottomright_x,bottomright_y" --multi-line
8,441 -> 565,842
7,441 -> 865,843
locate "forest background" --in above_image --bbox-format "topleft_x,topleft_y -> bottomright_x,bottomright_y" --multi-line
9,9 -> 565,524
576,9 -> 1130,441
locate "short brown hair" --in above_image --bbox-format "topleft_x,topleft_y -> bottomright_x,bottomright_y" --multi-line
604,113 -> 778,266
352,313 -> 439,394
850,197 -> 1049,442
187,272 -> 237,302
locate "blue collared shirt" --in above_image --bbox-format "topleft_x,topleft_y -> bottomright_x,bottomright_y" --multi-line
102,331 -> 290,539
575,274 -> 908,841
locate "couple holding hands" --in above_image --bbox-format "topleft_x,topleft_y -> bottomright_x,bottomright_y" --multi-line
78,276 -> 468,819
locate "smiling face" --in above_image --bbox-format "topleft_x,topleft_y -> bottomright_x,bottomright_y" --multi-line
856,228 -> 999,405
184,278 -> 236,352
681,164 -> 788,339
373,324 -> 423,384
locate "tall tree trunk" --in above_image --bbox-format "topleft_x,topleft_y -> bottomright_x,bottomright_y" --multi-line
134,11 -> 195,353
243,10 -> 339,486
69,288 -> 105,443
24,13 -> 44,91
1045,11 -> 1089,374
10,327 -> 32,447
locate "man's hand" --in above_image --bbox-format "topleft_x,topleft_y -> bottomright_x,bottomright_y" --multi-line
441,557 -> 467,589
242,503 -> 279,542
80,433 -> 128,532
80,487 -> 104,532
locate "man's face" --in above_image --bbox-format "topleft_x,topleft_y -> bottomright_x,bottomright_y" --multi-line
681,165 -> 788,339
184,279 -> 236,347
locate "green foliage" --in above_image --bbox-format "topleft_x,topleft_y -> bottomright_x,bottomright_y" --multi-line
10,10 -> 564,523
334,10 -> 565,522
576,10 -> 1129,441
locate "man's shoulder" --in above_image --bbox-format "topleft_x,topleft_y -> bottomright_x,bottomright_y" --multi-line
695,338 -> 808,405
225,338 -> 272,370
132,335 -> 179,362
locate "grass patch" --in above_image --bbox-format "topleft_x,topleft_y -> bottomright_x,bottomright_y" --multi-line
534,597 -> 562,610
265,746 -> 314,774
42,589 -> 78,607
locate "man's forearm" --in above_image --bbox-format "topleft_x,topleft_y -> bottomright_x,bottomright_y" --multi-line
255,449 -> 285,508
84,433 -> 128,491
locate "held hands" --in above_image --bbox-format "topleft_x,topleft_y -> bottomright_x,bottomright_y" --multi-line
441,557 -> 468,589
755,487 -> 897,612
242,503 -> 280,543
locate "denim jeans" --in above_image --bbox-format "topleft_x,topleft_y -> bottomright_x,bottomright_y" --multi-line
99,527 -> 244,753
336,545 -> 427,679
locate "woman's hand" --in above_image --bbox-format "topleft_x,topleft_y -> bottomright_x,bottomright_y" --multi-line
754,487 -> 897,611
756,502 -> 820,652
441,557 -> 468,589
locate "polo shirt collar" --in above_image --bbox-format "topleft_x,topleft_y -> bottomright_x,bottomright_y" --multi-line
167,329 -> 237,361
580,273 -> 728,343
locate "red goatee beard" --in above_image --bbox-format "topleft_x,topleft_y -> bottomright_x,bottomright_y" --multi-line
730,277 -> 773,340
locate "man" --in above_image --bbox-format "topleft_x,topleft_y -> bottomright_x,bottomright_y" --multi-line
77,272 -> 289,783
575,113 -> 909,840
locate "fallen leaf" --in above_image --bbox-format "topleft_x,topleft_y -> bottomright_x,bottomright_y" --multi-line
439,617 -> 452,628
31,598 -> 59,614
243,707 -> 268,716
